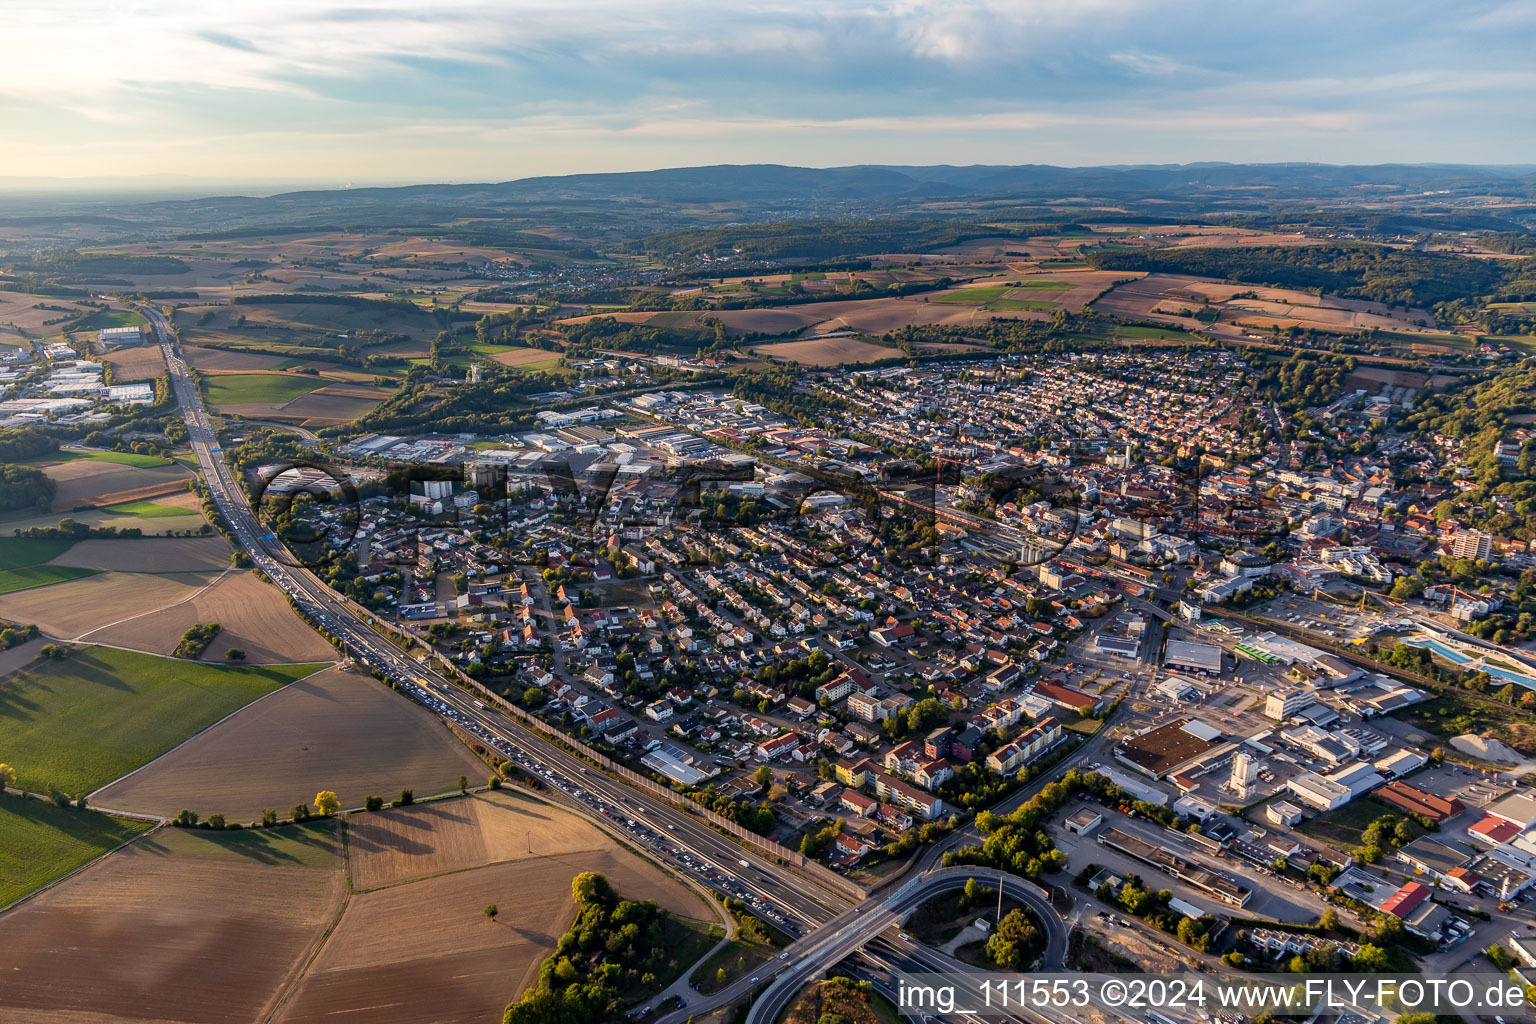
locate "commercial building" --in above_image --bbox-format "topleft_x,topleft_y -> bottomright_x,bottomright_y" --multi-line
1264,686 -> 1318,721
1285,762 -> 1383,811
1376,781 -> 1464,823
1164,639 -> 1222,677
1096,827 -> 1252,906
1115,717 -> 1228,778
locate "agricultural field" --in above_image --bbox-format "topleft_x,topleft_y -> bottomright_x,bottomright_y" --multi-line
0,537 -> 98,595
1091,272 -> 1438,342
85,569 -> 337,663
202,371 -> 327,407
173,298 -> 443,346
750,336 -> 904,366
277,790 -> 709,1024
97,344 -> 166,381
0,645 -> 327,796
43,535 -> 232,573
184,344 -> 289,371
202,372 -> 392,424
0,796 -> 154,909
0,570 -> 219,638
94,664 -> 485,821
0,290 -> 96,346
479,345 -> 564,370
0,822 -> 345,1024
8,449 -> 202,533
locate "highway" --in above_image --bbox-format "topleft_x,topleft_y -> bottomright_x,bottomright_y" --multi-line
143,306 -> 845,927
142,304 -> 1070,1023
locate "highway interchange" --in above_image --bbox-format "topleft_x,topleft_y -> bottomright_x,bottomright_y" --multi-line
143,305 -> 1071,1024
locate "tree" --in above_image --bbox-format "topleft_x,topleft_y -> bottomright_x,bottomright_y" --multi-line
0,763 -> 14,791
1489,943 -> 1513,970
292,803 -> 312,823
488,775 -> 502,790
458,775 -> 469,795
986,933 -> 1021,969
1351,943 -> 1389,972
571,871 -> 616,907
484,903 -> 499,922
261,808 -> 278,827
1319,908 -> 1340,931
963,877 -> 981,910
394,789 -> 413,807
314,790 -> 341,817
207,813 -> 226,830
225,648 -> 246,662
364,795 -> 384,812
753,765 -> 773,787
174,808 -> 198,827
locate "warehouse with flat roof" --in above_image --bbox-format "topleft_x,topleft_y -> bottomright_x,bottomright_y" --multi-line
1164,639 -> 1223,676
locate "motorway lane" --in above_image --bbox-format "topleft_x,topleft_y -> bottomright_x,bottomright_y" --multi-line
741,868 -> 1065,1024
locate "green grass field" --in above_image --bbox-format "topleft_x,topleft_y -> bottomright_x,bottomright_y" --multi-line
73,309 -> 147,331
0,537 -> 95,594
934,282 -> 1070,304
1115,325 -> 1197,341
100,501 -> 188,519
0,536 -> 74,570
987,299 -> 1059,312
47,449 -> 174,468
0,796 -> 155,907
0,564 -> 99,595
202,373 -> 325,407
0,647 -> 328,796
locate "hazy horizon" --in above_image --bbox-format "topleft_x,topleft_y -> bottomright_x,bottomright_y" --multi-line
5,1 -> 1536,182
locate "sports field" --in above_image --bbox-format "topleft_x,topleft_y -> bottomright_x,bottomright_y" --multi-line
0,647 -> 328,796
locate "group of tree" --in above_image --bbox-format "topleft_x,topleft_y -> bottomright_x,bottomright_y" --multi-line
501,872 -> 677,1024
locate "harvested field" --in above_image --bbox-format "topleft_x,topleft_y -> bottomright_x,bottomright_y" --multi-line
84,476 -> 192,509
0,570 -> 218,640
1092,272 -> 1436,335
98,345 -> 165,381
32,456 -> 191,514
347,790 -> 598,890
95,664 -> 484,820
0,822 -> 344,1024
47,536 -> 232,573
184,344 -> 287,371
0,290 -> 89,343
486,346 -> 564,369
0,796 -> 154,909
85,569 -> 337,663
750,336 -> 903,366
277,792 -> 706,1024
269,383 -> 390,425
0,646 -> 326,795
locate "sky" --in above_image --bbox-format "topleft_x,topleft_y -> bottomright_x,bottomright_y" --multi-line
3,0 -> 1536,186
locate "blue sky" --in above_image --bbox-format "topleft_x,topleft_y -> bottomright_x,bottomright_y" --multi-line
4,0 -> 1536,183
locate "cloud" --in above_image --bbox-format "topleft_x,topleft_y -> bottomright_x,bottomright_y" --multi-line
0,0 -> 1532,177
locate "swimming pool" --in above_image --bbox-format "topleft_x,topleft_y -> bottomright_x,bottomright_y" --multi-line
1404,636 -> 1473,664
